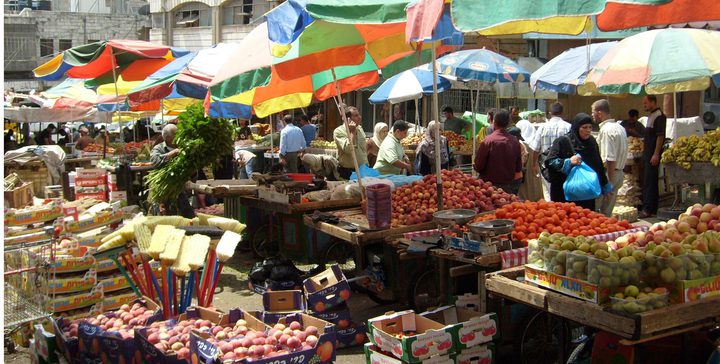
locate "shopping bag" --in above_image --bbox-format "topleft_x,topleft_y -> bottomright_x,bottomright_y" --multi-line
563,162 -> 601,201
349,163 -> 380,180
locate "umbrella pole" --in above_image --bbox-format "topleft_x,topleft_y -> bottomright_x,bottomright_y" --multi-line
270,113 -> 274,170
330,68 -> 366,202
373,104 -> 376,125
472,84 -> 480,177
431,41 -> 443,211
109,47 -> 122,160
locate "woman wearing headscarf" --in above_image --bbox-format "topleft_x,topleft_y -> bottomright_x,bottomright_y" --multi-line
545,113 -> 611,210
415,120 -> 450,175
366,122 -> 389,167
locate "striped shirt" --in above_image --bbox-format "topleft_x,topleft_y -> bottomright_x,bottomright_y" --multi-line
529,116 -> 571,153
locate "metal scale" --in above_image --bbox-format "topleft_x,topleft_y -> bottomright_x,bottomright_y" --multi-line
252,173 -> 305,204
432,209 -> 478,245
466,219 -> 515,254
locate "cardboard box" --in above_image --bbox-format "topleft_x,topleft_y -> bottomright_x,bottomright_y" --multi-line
96,298 -> 163,364
74,177 -> 107,188
421,306 -> 498,350
249,278 -> 302,295
304,264 -> 352,313
5,181 -> 34,208
64,210 -> 123,233
4,204 -> 64,226
109,191 -> 127,202
189,309 -> 274,363
136,306 -> 224,364
191,310 -> 337,364
364,343 -> 455,364
336,322 -> 368,349
50,248 -> 96,274
75,192 -> 108,202
454,294 -> 482,312
453,343 -> 495,364
50,270 -> 97,294
50,286 -> 103,313
525,265 -> 608,304
676,274 -> 720,303
33,323 -> 59,364
76,168 -> 107,179
368,310 -> 455,363
98,274 -> 131,293
101,289 -> 138,311
53,317 -> 81,364
262,290 -> 306,323
309,302 -> 353,328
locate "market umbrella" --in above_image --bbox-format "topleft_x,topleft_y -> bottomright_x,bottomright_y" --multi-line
449,0 -> 671,36
127,52 -> 198,103
581,28 -> 720,95
33,40 -> 185,81
531,41 -> 617,94
175,43 -> 243,99
369,66 -> 450,104
596,0 -> 720,31
433,48 -> 531,167
39,78 -> 99,109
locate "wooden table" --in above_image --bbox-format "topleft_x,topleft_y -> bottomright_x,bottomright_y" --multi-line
65,156 -> 101,171
187,179 -> 257,198
486,266 -> 720,343
238,196 -> 361,215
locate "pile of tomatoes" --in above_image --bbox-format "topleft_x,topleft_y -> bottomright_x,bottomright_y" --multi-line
472,200 -> 633,243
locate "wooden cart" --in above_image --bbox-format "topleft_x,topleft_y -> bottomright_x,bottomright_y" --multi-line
234,196 -> 361,262
486,267 -> 720,343
303,209 -> 435,304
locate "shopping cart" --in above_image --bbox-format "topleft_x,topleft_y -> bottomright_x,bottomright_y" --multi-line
4,237 -> 55,353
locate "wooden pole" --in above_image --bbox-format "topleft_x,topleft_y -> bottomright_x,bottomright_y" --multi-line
431,41 -> 443,211
108,47 -> 123,160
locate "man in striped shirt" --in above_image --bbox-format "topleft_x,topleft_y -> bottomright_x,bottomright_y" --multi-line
529,102 -> 571,201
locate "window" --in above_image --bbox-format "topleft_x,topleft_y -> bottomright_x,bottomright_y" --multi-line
173,2 -> 211,28
152,13 -> 165,28
59,39 -> 72,51
222,0 -> 253,25
39,38 -> 54,57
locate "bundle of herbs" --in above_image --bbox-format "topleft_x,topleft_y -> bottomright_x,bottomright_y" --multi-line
147,103 -> 235,204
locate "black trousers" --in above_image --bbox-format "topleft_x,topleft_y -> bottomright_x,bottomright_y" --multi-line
642,159 -> 660,214
338,166 -> 354,180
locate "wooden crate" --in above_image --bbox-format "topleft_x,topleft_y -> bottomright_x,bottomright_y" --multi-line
4,181 -> 34,208
5,160 -> 50,196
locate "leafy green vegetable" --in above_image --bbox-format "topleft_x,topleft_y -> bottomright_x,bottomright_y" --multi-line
146,103 -> 235,203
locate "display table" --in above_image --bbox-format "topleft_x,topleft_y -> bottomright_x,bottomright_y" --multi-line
486,266 -> 720,343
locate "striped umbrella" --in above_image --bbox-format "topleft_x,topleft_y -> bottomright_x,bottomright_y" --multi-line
581,28 -> 720,95
434,49 -> 530,84
369,66 -> 451,104
531,42 -> 617,94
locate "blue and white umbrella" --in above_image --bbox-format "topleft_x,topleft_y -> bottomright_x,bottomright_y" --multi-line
531,41 -> 617,94
435,48 -> 530,83
369,67 -> 451,104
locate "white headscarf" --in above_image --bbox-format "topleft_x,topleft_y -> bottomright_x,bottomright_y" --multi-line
371,122 -> 388,148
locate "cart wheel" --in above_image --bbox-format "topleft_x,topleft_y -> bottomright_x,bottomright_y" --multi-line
251,224 -> 280,258
323,241 -> 357,277
520,312 -> 568,364
408,269 -> 442,313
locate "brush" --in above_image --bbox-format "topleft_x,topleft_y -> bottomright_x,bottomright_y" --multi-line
205,231 -> 242,306
160,229 -> 185,317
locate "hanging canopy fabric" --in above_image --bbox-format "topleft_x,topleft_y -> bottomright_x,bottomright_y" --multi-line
33,40 -> 187,80
306,0 -> 410,24
596,0 -> 720,31
497,57 -> 557,99
450,0 -> 671,36
128,52 -> 198,103
531,42 -> 617,94
40,78 -> 98,104
4,107 -> 98,122
581,28 -> 720,95
369,66 -> 451,104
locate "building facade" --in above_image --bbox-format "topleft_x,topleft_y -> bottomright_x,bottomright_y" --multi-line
4,0 -> 151,92
147,0 -> 276,50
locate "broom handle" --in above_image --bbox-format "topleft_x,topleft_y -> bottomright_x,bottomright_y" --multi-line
161,263 -> 170,319
199,250 -> 216,306
205,262 -> 224,307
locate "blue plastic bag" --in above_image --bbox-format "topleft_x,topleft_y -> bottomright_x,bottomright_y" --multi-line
563,162 -> 601,201
349,164 -> 380,180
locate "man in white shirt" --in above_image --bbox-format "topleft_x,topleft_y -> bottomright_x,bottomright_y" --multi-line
529,102 -> 571,201
593,99 -> 628,217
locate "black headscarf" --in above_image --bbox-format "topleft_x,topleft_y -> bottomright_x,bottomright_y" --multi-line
567,113 -> 595,153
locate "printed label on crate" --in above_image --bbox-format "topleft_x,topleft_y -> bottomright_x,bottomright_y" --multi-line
454,343 -> 494,364
679,275 -> 720,303
75,192 -> 107,202
49,286 -> 103,313
50,270 -> 97,294
74,177 -> 107,187
51,252 -> 96,273
76,168 -> 106,179
99,275 -> 130,293
102,291 -> 137,311
4,205 -> 63,226
373,328 -> 452,361
458,320 -> 497,348
4,230 -> 52,246
365,344 -> 454,364
65,210 -> 123,233
525,265 -> 599,303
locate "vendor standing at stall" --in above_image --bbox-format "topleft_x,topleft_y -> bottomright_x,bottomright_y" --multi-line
366,122 -> 388,167
474,110 -> 523,194
151,124 -> 195,218
37,124 -> 56,145
442,106 -> 469,135
74,127 -> 94,150
237,119 -> 253,141
279,118 -> 306,173
374,120 -> 412,175
639,95 -> 667,218
300,114 -> 317,146
334,106 -> 368,179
